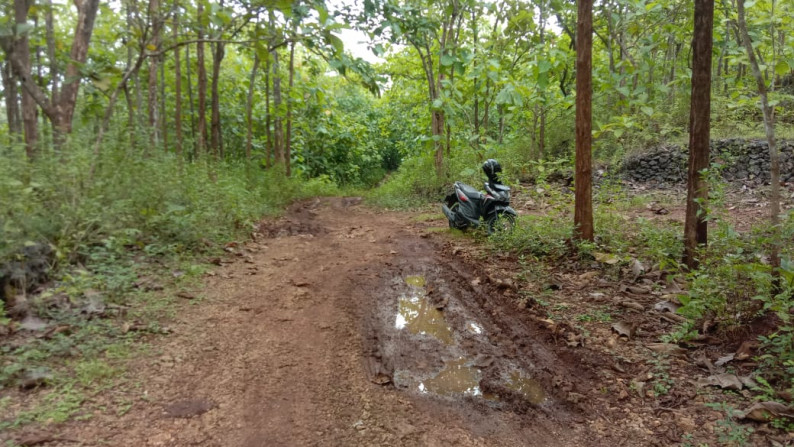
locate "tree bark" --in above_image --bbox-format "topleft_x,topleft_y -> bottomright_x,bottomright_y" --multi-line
2,61 -> 21,138
682,0 -> 714,270
186,42 -> 196,159
54,0 -> 100,138
196,1 -> 208,156
737,0 -> 781,290
574,0 -> 594,242
3,0 -> 99,147
125,1 -> 136,147
173,0 -> 182,156
210,40 -> 225,159
14,0 -> 39,158
45,0 -> 57,104
147,0 -> 161,151
265,50 -> 272,168
245,52 -> 260,160
272,47 -> 284,166
161,52 -> 168,151
285,39 -> 296,177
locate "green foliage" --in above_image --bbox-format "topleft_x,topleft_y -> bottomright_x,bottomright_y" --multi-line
705,402 -> 755,447
1,141 -> 338,267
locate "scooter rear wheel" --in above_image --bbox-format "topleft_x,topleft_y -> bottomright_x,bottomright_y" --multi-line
448,203 -> 460,228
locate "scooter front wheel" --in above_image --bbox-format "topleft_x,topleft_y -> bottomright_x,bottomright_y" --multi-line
487,212 -> 516,235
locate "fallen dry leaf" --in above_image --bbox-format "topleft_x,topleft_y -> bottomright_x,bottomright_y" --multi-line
619,300 -> 645,311
740,401 -> 794,422
696,373 -> 744,391
594,252 -> 620,265
654,300 -> 681,314
611,321 -> 639,339
714,353 -> 735,367
646,343 -> 687,357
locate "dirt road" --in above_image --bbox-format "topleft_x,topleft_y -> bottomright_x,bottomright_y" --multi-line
62,198 -> 615,446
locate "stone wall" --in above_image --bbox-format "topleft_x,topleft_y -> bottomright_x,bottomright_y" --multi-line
620,139 -> 794,184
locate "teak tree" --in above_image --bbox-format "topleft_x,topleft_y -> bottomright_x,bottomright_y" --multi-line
574,0 -> 594,242
736,0 -> 782,289
1,0 -> 100,151
682,0 -> 714,270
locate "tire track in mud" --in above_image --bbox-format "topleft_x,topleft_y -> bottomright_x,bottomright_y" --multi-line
52,197 -> 607,446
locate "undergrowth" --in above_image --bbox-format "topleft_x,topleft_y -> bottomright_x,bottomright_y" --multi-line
0,142 -> 341,431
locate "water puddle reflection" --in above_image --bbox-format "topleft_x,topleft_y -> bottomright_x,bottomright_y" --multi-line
506,372 -> 546,404
395,294 -> 453,345
419,358 -> 482,397
405,275 -> 426,287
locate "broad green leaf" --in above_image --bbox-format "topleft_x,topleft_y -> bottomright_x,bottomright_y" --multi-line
440,54 -> 455,66
775,61 -> 790,76
641,106 -> 654,116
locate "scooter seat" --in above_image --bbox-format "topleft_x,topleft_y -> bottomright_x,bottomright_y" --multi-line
490,183 -> 510,192
456,182 -> 482,198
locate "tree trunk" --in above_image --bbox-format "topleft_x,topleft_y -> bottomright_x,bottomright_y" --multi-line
125,1 -> 136,147
186,42 -> 196,159
4,0 -> 99,147
682,0 -> 714,270
2,61 -> 21,138
432,109 -> 445,174
147,0 -> 161,151
245,52 -> 260,160
14,0 -> 39,158
272,48 -> 284,166
472,7 -> 479,141
173,0 -> 182,156
574,0 -> 594,242
45,0 -> 57,105
210,39 -> 225,159
737,0 -> 781,290
54,0 -> 99,138
196,1 -> 208,156
285,39 -> 296,177
265,51 -> 272,168
160,54 -> 168,151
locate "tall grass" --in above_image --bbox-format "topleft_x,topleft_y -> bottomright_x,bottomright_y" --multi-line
0,141 -> 339,266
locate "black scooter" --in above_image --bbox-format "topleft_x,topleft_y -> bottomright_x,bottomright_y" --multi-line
441,159 -> 517,234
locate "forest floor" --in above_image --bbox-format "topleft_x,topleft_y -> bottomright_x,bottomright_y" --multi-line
4,190 -> 793,446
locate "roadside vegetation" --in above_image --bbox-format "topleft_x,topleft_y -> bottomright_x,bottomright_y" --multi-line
2,0 -> 794,442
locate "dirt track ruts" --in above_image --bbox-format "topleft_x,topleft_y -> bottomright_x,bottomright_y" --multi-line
55,197 -> 613,446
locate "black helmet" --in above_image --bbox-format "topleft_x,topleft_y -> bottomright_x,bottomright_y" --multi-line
482,159 -> 502,181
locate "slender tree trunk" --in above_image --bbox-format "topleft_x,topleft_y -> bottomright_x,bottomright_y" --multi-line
574,0 -> 594,242
173,0 -> 182,156
538,0 -> 546,160
265,51 -> 272,168
210,40 -> 225,159
2,61 -> 21,138
196,1 -> 208,156
186,42 -> 196,159
472,7 -> 480,141
147,0 -> 161,151
14,0 -> 38,158
124,2 -> 136,147
53,0 -> 100,140
272,48 -> 284,165
161,54 -> 167,151
683,0 -> 714,270
285,40 -> 296,176
737,0 -> 781,290
245,52 -> 260,160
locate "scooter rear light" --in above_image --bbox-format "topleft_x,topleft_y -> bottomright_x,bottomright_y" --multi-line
458,193 -> 468,202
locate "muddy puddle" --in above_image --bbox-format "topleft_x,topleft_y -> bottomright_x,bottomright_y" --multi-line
390,275 -> 547,407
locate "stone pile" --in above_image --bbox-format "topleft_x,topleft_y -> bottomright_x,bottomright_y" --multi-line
620,139 -> 794,185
